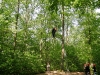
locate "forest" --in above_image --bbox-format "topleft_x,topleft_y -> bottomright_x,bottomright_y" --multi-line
0,0 -> 100,75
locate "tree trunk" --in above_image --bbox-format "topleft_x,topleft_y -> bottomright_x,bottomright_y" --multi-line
24,0 -> 29,51
40,32 -> 43,58
66,23 -> 69,45
61,4 -> 65,71
14,0 -> 20,51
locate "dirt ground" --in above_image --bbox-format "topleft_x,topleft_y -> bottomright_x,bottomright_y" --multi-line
36,71 -> 85,75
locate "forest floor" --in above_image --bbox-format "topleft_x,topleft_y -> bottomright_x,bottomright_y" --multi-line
36,71 -> 85,75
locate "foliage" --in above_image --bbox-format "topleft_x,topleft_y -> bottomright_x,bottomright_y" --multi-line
0,0 -> 100,74
0,50 -> 45,75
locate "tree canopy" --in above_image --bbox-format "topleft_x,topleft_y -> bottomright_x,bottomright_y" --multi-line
0,0 -> 100,74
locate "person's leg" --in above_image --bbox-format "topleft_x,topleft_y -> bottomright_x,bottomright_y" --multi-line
84,71 -> 87,75
87,72 -> 90,75
85,72 -> 88,75
94,72 -> 96,75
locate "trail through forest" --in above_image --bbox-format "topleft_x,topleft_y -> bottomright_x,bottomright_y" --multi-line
36,71 -> 85,75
